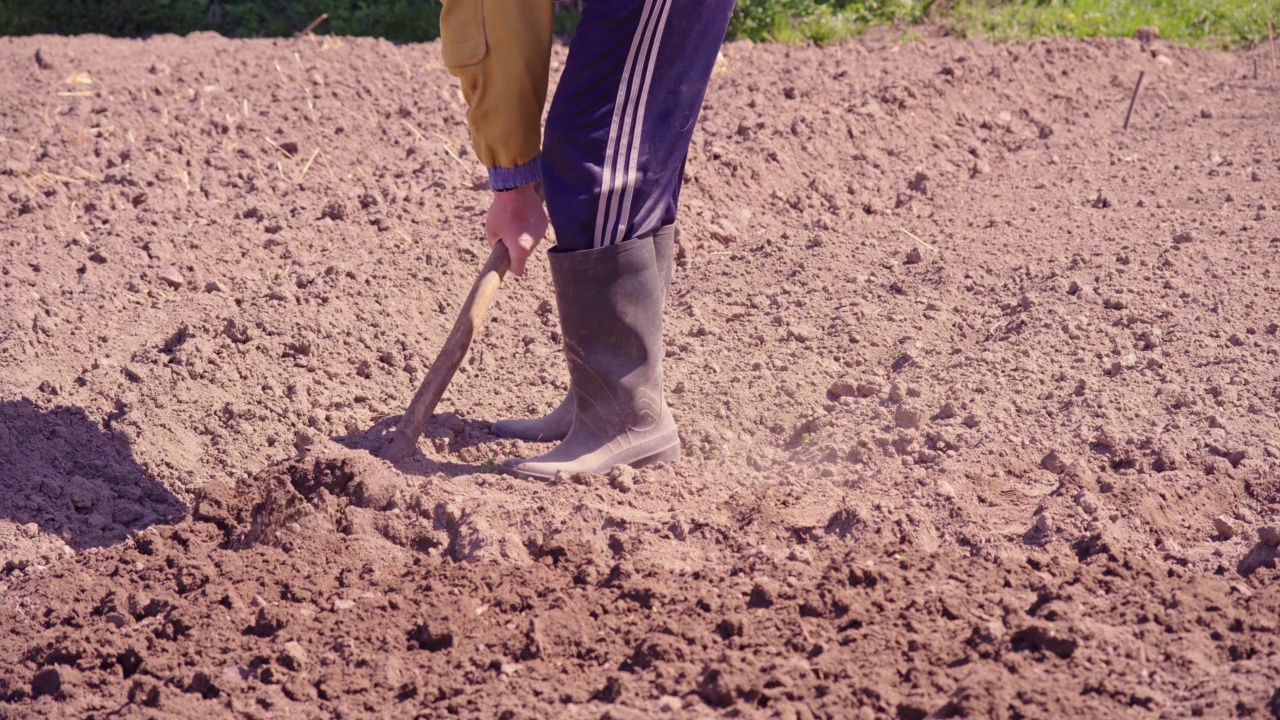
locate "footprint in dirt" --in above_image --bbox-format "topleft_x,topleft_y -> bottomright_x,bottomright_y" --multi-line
0,399 -> 184,551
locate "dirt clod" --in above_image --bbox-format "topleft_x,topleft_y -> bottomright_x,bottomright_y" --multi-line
1213,515 -> 1238,539
893,404 -> 923,430
159,269 -> 185,289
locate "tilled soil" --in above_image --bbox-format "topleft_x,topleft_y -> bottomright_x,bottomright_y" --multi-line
2,29 -> 1279,719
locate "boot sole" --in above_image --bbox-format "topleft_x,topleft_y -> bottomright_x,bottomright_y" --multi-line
504,432 -> 681,482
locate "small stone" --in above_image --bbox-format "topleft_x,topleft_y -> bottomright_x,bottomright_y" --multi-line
332,598 -> 356,611
855,379 -> 883,398
1227,333 -> 1245,347
68,476 -> 97,510
1199,107 -> 1213,119
609,465 -> 635,493
787,547 -> 812,564
787,324 -> 819,343
708,219 -> 739,245
935,480 -> 957,498
1172,232 -> 1194,245
1064,461 -> 1096,488
889,383 -> 906,403
1213,515 -> 1237,539
893,404 -> 922,430
905,247 -> 923,264
204,280 -> 227,293
1040,450 -> 1069,474
278,641 -> 308,671
747,579 -> 778,608
159,268 -> 185,289
293,430 -> 314,452
1075,491 -> 1099,516
1035,513 -> 1053,533
250,594 -> 267,608
222,319 -> 252,344
962,413 -> 981,429
828,378 -> 857,398
220,665 -> 248,688
1258,525 -> 1280,547
658,695 -> 683,713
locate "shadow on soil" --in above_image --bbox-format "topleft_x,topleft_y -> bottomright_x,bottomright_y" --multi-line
0,399 -> 185,549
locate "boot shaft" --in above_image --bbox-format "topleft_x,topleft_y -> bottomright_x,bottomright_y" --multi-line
548,233 -> 666,437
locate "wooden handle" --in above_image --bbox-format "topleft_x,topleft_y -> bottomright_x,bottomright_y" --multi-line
380,244 -> 510,461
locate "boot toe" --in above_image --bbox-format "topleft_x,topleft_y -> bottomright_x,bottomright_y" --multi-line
501,457 -> 558,482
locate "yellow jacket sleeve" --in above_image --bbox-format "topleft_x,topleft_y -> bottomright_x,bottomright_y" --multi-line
440,0 -> 552,188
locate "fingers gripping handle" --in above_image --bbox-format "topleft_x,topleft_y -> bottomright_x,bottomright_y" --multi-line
380,244 -> 510,461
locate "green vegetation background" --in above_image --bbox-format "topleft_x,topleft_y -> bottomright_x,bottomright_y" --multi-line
1,0 -> 1275,48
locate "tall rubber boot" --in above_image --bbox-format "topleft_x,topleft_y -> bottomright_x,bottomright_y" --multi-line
491,224 -> 675,442
503,232 -> 679,480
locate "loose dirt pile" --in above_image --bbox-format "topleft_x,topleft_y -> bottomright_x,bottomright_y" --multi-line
2,29 -> 1279,718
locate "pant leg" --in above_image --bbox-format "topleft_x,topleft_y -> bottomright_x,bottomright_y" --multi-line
541,0 -> 735,252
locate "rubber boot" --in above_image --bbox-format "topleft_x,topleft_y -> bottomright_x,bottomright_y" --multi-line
491,225 -> 675,442
503,232 -> 679,480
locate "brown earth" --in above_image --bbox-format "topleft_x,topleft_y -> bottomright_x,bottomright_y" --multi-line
2,28 -> 1280,719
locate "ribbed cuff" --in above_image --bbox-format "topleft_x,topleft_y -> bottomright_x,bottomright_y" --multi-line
489,155 -> 542,191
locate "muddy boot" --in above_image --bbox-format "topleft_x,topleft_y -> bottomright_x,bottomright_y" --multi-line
503,231 -> 678,480
491,224 -> 675,442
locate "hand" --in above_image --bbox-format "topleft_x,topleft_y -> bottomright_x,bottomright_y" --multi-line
485,184 -> 547,277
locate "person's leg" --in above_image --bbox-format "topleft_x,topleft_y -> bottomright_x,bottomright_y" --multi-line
501,0 -> 734,479
542,0 -> 733,251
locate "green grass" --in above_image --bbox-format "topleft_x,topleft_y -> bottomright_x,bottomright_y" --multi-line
728,0 -> 931,44
1,0 -> 1274,49
0,0 -> 442,40
728,0 -> 1280,48
944,0 -> 1280,48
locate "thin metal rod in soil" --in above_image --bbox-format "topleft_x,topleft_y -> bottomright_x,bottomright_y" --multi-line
1123,71 -> 1145,131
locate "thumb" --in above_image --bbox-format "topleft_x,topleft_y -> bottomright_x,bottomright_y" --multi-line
506,238 -> 527,276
